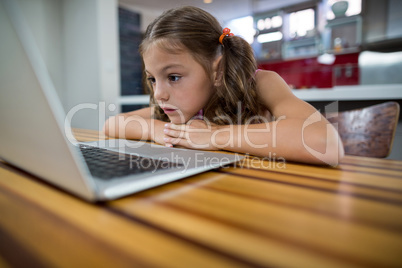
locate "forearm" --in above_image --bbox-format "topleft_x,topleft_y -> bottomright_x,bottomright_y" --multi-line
103,114 -> 165,142
215,118 -> 344,165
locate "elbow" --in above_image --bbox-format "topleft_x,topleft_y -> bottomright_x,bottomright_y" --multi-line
301,124 -> 344,166
316,130 -> 345,166
337,139 -> 345,162
323,139 -> 344,166
328,127 -> 345,166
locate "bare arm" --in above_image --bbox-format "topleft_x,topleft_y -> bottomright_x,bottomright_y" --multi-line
103,107 -> 169,146
237,70 -> 344,165
213,117 -> 343,166
163,71 -> 344,165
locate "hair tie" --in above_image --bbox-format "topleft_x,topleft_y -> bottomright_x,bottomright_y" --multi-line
219,28 -> 234,44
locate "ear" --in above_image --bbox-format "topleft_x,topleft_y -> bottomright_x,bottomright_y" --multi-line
212,55 -> 222,87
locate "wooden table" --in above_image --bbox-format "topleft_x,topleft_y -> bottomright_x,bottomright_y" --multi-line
1,129 -> 402,267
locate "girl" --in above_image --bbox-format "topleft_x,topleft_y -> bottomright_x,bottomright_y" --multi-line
104,6 -> 344,165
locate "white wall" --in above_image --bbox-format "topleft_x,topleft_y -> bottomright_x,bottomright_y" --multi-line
97,0 -> 121,119
63,0 -> 101,130
17,0 -> 64,103
63,0 -> 120,130
17,0 -> 120,130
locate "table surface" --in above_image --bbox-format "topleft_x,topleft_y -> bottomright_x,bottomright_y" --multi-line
1,129 -> 402,268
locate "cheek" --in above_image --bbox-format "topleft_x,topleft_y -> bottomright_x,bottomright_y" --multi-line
181,93 -> 209,111
175,79 -> 214,111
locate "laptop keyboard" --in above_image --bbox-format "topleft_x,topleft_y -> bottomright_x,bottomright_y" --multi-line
78,144 -> 183,180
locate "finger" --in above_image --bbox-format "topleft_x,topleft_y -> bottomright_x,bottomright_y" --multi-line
164,136 -> 189,148
164,128 -> 186,138
165,123 -> 186,131
164,142 -> 173,148
164,133 -> 183,145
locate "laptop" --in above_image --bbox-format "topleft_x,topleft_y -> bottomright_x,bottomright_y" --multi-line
0,0 -> 243,202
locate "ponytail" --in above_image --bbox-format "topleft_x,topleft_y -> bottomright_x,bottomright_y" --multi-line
204,35 -> 265,124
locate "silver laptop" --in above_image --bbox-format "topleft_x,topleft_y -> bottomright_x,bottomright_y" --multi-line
0,0 -> 243,201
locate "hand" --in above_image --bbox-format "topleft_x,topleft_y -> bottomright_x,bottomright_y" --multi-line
149,119 -> 174,148
163,119 -> 222,150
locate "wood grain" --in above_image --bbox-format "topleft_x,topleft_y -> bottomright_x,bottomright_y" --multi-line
1,129 -> 401,267
0,166 -> 246,268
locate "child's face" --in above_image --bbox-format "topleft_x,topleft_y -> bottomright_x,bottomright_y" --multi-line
143,45 -> 215,124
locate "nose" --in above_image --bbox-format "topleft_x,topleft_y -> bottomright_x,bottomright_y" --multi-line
153,82 -> 169,102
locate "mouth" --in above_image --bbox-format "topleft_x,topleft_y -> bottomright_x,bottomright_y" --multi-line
161,106 -> 178,114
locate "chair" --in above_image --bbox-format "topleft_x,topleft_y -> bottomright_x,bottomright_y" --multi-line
325,101 -> 400,158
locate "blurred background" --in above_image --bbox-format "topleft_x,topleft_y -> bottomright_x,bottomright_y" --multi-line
15,0 -> 402,159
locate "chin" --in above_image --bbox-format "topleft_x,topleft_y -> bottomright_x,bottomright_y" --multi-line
167,115 -> 188,124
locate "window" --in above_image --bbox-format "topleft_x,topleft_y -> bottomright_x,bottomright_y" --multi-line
257,32 -> 283,43
225,16 -> 255,44
255,13 -> 283,45
257,15 -> 282,31
289,8 -> 315,38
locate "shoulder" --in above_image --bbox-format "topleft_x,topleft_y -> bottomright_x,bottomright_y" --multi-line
254,70 -> 309,117
255,70 -> 294,103
255,70 -> 291,96
254,70 -> 319,119
255,69 -> 283,81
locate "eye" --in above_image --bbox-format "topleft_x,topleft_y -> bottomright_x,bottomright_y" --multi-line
168,75 -> 181,82
147,77 -> 156,85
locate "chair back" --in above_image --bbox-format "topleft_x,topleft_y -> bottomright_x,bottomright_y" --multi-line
326,101 -> 400,158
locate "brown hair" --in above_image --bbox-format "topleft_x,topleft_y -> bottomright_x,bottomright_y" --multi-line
139,6 -> 265,124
